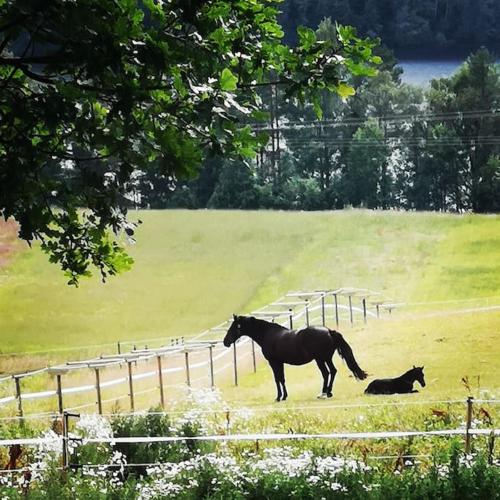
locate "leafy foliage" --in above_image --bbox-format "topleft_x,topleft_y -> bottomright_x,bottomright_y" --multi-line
0,0 -> 379,284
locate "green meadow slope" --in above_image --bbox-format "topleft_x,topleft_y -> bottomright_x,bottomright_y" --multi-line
0,210 -> 499,393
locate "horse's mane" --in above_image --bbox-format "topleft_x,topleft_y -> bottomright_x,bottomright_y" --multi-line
249,317 -> 287,332
401,367 -> 419,378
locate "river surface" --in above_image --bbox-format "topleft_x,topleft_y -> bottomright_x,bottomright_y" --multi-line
398,60 -> 465,86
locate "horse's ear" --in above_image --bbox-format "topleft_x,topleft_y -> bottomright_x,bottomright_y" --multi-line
413,365 -> 416,369
233,314 -> 237,320
421,366 -> 424,370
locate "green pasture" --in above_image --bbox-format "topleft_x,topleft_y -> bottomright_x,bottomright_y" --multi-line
0,209 -> 500,394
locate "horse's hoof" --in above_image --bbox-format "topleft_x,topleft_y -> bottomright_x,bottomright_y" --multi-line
317,393 -> 327,399
327,392 -> 333,398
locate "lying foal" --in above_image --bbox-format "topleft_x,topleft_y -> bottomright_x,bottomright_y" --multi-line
364,366 -> 425,395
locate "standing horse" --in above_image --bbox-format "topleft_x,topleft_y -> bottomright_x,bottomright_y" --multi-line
223,315 -> 367,401
364,366 -> 425,395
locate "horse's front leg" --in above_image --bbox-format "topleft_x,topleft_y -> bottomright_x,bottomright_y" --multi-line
270,361 -> 283,402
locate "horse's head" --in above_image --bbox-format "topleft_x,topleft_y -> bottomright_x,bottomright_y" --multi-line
223,315 -> 245,347
413,365 -> 426,387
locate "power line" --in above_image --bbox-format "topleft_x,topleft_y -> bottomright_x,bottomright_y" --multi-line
250,108 -> 500,132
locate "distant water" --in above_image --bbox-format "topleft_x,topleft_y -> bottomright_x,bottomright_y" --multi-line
398,60 -> 464,86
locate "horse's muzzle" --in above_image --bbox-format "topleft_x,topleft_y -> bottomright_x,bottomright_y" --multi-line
223,339 -> 231,347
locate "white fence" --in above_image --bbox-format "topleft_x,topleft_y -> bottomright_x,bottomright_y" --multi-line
0,288 -> 393,418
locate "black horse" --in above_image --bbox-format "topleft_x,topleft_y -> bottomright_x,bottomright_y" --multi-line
223,315 -> 367,401
364,366 -> 425,395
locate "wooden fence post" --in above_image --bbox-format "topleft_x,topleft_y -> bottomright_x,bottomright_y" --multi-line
127,361 -> 135,411
251,340 -> 257,373
208,346 -> 215,388
288,309 -> 293,329
157,356 -> 165,409
333,293 -> 339,327
56,374 -> 64,415
321,294 -> 326,326
348,295 -> 353,326
184,351 -> 191,387
362,298 -> 367,324
465,396 -> 474,454
376,304 -> 380,318
488,431 -> 496,465
95,369 -> 103,415
232,342 -> 238,386
62,411 -> 69,470
13,376 -> 23,418
117,342 -> 121,355
305,300 -> 310,326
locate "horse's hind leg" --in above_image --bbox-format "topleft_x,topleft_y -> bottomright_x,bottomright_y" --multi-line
276,363 -> 288,401
325,359 -> 337,397
270,361 -> 283,402
315,359 -> 329,398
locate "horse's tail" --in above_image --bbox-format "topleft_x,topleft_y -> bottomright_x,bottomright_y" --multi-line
330,330 -> 367,380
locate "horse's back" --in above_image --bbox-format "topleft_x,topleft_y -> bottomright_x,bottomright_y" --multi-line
296,326 -> 335,358
365,377 -> 412,395
365,378 -> 395,394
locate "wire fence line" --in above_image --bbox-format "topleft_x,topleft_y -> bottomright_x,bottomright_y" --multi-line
0,288 -> 389,419
0,424 -> 497,449
0,396 -> 490,422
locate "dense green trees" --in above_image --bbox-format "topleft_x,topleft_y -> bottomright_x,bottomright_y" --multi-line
279,0 -> 500,53
158,47 -> 499,213
0,0 -> 379,283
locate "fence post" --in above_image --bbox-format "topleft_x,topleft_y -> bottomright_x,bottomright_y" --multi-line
184,351 -> 191,387
465,396 -> 474,454
95,369 -> 103,415
208,345 -> 215,388
157,356 -> 165,409
56,374 -> 64,415
62,411 -> 69,470
13,376 -> 23,418
362,298 -> 367,324
376,304 -> 380,318
488,431 -> 496,465
348,295 -> 353,326
127,361 -> 135,411
117,342 -> 121,355
321,294 -> 326,326
232,342 -> 238,386
288,309 -> 293,329
333,293 -> 339,327
251,340 -> 257,373
62,411 -> 79,471
305,300 -> 310,326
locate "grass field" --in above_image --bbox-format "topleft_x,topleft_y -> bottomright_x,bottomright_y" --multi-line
0,209 -> 499,404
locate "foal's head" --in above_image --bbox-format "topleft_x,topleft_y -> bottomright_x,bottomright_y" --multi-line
410,365 -> 426,387
223,315 -> 249,347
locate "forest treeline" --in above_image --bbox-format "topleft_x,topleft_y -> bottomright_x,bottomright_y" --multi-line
135,36 -> 500,214
279,0 -> 500,53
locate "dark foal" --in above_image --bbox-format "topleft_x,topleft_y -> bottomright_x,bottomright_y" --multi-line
364,366 -> 426,395
223,315 -> 367,401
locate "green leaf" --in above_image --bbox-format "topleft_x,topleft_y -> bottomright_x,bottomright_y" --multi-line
312,95 -> 323,120
336,83 -> 356,99
297,26 -> 316,50
219,68 -> 238,91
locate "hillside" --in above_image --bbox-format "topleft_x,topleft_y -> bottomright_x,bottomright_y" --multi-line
0,210 -> 499,366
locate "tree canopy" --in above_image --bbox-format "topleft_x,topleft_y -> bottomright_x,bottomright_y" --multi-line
0,0 -> 379,284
